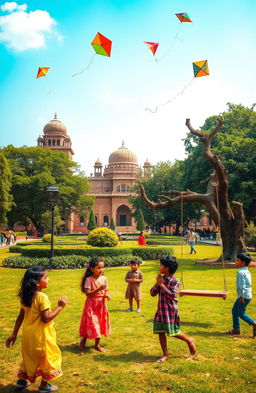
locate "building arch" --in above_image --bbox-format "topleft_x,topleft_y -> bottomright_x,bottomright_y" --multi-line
103,215 -> 109,226
116,205 -> 131,226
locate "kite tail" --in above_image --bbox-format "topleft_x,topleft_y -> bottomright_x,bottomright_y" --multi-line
157,23 -> 182,62
145,78 -> 194,114
72,53 -> 96,77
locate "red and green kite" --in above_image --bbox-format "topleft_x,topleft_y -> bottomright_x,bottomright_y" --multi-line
175,12 -> 192,23
193,60 -> 209,78
91,32 -> 112,57
144,41 -> 159,56
36,67 -> 50,78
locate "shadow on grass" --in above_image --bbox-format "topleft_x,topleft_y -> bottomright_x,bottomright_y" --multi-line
93,350 -> 167,363
0,384 -> 37,393
185,330 -> 226,337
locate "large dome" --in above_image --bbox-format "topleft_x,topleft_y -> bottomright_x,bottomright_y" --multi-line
109,142 -> 137,164
43,114 -> 67,136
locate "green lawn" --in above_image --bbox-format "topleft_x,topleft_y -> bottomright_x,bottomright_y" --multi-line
0,244 -> 256,393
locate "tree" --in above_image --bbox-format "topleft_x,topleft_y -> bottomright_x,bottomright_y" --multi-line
0,151 -> 12,225
41,208 -> 65,234
136,209 -> 145,231
141,117 -> 247,261
87,209 -> 97,231
110,217 -> 116,231
183,103 -> 256,223
131,161 -> 191,233
3,146 -> 94,230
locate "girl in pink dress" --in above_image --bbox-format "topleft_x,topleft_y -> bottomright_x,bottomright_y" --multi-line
79,258 -> 111,352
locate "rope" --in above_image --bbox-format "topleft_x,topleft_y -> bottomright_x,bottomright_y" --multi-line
179,193 -> 185,289
215,184 -> 228,292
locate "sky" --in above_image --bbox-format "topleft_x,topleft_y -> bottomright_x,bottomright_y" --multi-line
0,0 -> 256,175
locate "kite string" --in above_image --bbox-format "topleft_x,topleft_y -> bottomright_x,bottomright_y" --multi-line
157,22 -> 182,62
145,77 -> 194,114
72,53 -> 96,77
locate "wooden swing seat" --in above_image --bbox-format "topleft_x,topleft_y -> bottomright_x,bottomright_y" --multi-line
179,289 -> 228,299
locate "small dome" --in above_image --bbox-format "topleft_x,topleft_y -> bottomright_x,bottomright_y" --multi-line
109,142 -> 137,164
43,114 -> 67,136
94,158 -> 102,167
143,158 -> 151,167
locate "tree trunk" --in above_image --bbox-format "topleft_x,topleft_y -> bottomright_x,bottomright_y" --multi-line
140,118 -> 247,262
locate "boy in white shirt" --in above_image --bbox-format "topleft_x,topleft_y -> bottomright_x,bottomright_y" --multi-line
227,253 -> 256,337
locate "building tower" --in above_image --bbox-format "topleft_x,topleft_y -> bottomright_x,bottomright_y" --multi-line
37,114 -> 74,157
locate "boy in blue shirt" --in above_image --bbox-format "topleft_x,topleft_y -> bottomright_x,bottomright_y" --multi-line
227,253 -> 256,337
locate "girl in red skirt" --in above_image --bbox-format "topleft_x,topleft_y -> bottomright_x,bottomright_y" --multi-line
79,258 -> 111,352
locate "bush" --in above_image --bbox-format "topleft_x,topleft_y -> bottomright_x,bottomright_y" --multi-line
245,222 -> 256,248
87,227 -> 119,247
132,246 -> 173,260
42,234 -> 56,243
3,254 -> 142,269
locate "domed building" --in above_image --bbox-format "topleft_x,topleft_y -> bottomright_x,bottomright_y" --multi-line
71,141 -> 151,233
37,114 -> 74,157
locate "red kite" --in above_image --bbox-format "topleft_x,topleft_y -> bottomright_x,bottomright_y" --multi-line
144,41 -> 159,56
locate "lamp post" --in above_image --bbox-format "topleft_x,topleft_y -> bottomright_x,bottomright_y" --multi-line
47,185 -> 59,267
154,210 -> 157,233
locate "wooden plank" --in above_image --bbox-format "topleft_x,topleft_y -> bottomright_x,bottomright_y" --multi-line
179,289 -> 228,299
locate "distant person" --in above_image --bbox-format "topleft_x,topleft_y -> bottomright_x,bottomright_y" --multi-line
138,231 -> 146,246
150,256 -> 196,363
226,253 -> 256,337
187,228 -> 198,254
5,266 -> 68,392
79,258 -> 111,353
33,231 -> 38,239
125,258 -> 143,313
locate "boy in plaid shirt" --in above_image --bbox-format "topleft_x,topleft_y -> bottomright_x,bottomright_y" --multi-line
150,255 -> 196,363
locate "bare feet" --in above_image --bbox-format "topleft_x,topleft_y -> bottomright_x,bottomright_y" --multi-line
79,337 -> 86,350
95,345 -> 106,353
156,355 -> 169,363
188,338 -> 197,356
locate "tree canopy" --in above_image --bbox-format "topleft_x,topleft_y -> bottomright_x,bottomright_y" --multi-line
0,151 -> 12,225
2,146 -> 94,230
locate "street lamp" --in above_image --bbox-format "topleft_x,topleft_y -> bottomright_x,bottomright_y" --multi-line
153,210 -> 157,233
47,185 -> 59,267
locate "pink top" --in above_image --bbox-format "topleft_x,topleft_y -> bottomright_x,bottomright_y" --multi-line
84,275 -> 108,297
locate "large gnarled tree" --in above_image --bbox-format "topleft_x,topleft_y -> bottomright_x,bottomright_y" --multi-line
140,118 -> 246,261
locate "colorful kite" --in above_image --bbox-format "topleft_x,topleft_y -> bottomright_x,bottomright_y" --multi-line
144,41 -> 159,56
175,12 -> 192,23
72,32 -> 112,77
145,60 -> 210,113
91,32 -> 112,57
36,67 -> 50,78
193,60 -> 209,77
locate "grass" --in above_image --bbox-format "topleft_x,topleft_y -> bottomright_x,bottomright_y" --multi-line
0,244 -> 256,393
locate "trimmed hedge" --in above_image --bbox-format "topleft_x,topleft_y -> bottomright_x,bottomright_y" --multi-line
3,254 -> 142,269
8,244 -> 173,261
132,246 -> 173,260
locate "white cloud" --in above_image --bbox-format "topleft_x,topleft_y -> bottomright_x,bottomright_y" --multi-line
1,2 -> 27,12
0,2 -> 62,51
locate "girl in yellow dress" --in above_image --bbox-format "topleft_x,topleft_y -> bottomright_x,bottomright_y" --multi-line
6,266 -> 68,392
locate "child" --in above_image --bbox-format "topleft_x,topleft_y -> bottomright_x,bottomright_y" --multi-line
79,257 -> 111,352
227,253 -> 256,337
138,231 -> 146,246
150,255 -> 196,363
5,266 -> 68,393
125,258 -> 143,313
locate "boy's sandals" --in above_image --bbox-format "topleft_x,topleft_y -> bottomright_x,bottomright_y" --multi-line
38,383 -> 59,393
15,379 -> 30,391
226,329 -> 240,335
